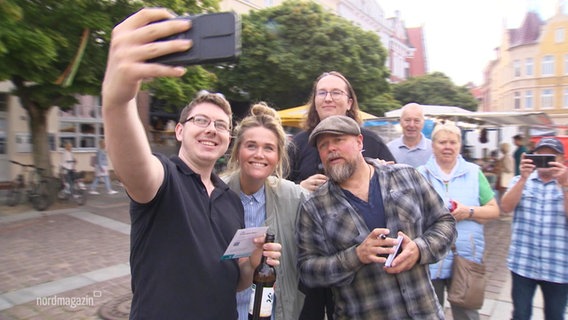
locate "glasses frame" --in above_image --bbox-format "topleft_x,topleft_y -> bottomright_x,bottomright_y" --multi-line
315,90 -> 350,101
180,115 -> 231,133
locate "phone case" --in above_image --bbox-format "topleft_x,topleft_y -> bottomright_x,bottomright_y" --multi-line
149,12 -> 241,66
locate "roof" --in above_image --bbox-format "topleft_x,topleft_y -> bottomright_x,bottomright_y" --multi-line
381,105 -> 554,128
509,11 -> 543,48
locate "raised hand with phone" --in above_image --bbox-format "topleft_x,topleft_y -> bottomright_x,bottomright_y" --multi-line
500,138 -> 568,320
101,8 -> 283,319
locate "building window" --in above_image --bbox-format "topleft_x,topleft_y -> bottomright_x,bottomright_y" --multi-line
514,60 -> 521,77
514,91 -> 521,110
542,55 -> 554,76
564,88 -> 568,108
57,95 -> 104,150
541,89 -> 554,109
525,58 -> 533,76
525,90 -> 533,110
556,28 -> 565,43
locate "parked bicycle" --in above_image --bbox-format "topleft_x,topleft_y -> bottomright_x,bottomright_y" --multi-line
5,160 -> 51,211
57,166 -> 87,205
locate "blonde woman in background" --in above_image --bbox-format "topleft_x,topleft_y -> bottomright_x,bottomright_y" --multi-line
498,142 -> 514,203
223,102 -> 307,320
417,123 -> 500,320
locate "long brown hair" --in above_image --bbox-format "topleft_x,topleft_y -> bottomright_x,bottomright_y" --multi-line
303,71 -> 362,131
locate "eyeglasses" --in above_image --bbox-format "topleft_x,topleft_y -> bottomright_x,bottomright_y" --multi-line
181,115 -> 231,133
315,90 -> 349,101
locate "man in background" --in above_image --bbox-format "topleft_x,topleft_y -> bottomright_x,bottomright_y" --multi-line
387,103 -> 432,167
501,137 -> 568,320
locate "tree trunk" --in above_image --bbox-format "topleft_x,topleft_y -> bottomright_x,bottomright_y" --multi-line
27,103 -> 53,178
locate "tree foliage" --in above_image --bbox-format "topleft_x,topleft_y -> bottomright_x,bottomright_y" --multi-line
0,0 -> 220,175
391,72 -> 479,111
213,0 -> 391,111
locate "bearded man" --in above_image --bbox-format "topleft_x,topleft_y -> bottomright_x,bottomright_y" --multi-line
295,115 -> 457,320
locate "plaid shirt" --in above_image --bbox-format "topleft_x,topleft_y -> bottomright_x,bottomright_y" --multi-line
296,160 -> 456,319
507,172 -> 568,283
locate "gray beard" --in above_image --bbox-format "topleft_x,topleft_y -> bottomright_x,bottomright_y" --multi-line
326,160 -> 357,184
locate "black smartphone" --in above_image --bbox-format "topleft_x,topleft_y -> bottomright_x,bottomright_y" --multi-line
525,154 -> 556,168
148,12 -> 241,66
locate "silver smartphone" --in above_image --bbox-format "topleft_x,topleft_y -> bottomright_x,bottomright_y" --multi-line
385,235 -> 403,267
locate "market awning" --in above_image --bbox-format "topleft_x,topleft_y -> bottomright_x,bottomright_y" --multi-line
277,105 -> 379,128
382,105 -> 554,128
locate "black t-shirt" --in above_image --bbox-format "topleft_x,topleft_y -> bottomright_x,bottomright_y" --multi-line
129,154 -> 244,319
287,127 -> 395,183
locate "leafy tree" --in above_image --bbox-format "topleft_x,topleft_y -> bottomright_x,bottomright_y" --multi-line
391,72 -> 478,111
213,0 -> 391,112
0,0 -> 219,176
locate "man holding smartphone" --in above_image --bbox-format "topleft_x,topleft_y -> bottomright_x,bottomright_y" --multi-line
101,8 -> 280,319
501,137 -> 568,320
296,115 -> 457,319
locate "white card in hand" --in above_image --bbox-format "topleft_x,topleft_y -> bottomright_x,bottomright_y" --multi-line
221,226 -> 269,260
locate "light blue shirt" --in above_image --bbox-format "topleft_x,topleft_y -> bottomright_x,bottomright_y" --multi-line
236,186 -> 275,320
387,133 -> 432,168
507,172 -> 568,283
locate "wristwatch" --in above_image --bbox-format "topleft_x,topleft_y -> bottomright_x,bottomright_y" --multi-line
469,207 -> 474,219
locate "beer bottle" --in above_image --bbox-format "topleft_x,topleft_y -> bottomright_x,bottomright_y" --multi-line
248,232 -> 276,320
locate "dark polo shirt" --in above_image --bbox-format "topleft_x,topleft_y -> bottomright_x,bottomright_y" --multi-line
129,154 -> 244,319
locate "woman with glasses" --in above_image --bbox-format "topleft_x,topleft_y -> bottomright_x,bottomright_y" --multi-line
287,71 -> 395,320
222,102 -> 308,320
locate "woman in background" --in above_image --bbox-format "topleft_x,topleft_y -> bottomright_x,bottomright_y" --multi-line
497,142 -> 514,202
417,123 -> 499,320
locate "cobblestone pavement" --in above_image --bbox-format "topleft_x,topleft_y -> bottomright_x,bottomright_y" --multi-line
0,188 -> 565,319
0,188 -> 132,320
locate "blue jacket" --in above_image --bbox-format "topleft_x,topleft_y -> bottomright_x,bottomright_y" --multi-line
418,155 -> 486,279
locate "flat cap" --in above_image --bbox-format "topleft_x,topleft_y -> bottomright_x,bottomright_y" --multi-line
308,115 -> 361,147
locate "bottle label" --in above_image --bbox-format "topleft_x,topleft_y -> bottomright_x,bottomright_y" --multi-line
248,284 -> 275,317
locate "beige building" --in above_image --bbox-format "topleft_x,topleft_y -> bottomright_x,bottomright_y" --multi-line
220,0 -> 419,83
0,85 -> 104,183
481,3 -> 568,133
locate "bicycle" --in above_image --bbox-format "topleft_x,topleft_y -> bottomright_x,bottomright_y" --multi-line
5,160 -> 51,211
57,167 -> 87,206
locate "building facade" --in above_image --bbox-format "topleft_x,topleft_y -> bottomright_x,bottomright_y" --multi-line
220,0 -> 425,82
481,3 -> 568,133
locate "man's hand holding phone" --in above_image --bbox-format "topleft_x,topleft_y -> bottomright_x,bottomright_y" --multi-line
148,12 -> 241,66
102,8 -> 192,107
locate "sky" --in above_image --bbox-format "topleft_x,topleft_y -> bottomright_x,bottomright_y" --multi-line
379,0 -> 560,85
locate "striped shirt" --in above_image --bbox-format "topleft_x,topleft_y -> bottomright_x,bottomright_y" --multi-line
236,186 -> 273,320
507,172 -> 568,283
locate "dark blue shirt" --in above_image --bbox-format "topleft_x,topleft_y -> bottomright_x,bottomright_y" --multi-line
342,171 -> 386,230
